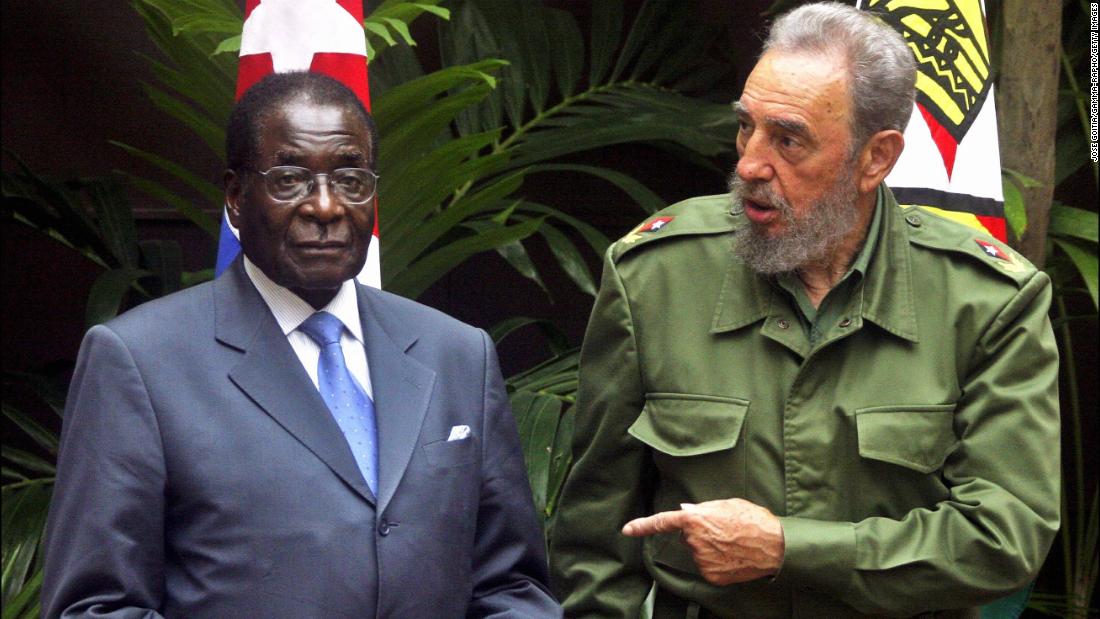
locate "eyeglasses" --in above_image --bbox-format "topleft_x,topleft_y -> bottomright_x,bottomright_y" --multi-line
246,165 -> 379,204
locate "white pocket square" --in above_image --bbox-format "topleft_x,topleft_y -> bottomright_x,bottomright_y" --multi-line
447,425 -> 471,441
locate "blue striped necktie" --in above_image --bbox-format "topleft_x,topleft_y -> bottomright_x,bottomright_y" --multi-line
298,311 -> 378,495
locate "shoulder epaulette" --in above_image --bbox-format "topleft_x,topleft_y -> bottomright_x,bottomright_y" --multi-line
902,205 -> 1037,286
611,194 -> 738,262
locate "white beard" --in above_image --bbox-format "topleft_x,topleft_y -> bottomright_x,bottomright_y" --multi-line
728,170 -> 860,275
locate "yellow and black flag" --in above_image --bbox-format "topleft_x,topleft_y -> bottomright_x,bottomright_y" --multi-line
860,0 -> 1007,241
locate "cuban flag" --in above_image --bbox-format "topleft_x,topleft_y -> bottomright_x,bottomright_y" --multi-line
215,0 -> 381,287
860,0 -> 1007,242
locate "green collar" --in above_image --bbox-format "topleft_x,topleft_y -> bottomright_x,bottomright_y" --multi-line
711,185 -> 919,343
774,189 -> 883,324
848,187 -> 882,277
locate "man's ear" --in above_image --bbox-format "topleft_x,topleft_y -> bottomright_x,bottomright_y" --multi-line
225,169 -> 243,228
855,129 -> 905,195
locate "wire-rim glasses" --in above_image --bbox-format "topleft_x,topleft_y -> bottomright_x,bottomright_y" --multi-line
246,165 -> 379,204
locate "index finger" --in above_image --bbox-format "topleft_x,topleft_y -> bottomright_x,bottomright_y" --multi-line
621,510 -> 688,537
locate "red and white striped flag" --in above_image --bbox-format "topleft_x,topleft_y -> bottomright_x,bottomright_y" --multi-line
215,0 -> 381,287
860,0 -> 1007,241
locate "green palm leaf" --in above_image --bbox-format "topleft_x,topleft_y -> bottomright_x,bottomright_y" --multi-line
1,481 -> 51,613
388,216 -> 545,298
412,0 -> 735,295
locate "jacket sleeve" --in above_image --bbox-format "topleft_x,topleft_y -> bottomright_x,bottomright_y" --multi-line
549,250 -> 655,618
467,330 -> 563,618
777,270 -> 1062,615
42,325 -> 168,619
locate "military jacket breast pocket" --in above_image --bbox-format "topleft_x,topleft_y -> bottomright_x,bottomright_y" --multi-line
629,393 -> 749,455
854,404 -> 957,473
628,393 -> 750,498
630,393 -> 750,576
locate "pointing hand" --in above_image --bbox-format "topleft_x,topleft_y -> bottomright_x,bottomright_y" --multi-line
622,498 -> 784,585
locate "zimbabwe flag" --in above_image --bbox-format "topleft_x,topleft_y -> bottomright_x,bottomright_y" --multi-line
860,0 -> 1007,241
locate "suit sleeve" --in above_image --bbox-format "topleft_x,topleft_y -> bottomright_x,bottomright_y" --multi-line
466,329 -> 563,618
42,325 -> 168,619
777,271 -> 1062,615
549,249 -> 654,618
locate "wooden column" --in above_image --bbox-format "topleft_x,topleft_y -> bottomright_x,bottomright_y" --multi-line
996,0 -> 1062,267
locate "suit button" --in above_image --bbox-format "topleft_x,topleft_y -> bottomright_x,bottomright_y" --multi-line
378,521 -> 391,536
776,318 -> 790,330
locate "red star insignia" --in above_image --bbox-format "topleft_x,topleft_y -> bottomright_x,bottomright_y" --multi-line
975,239 -> 1008,260
640,217 -> 674,232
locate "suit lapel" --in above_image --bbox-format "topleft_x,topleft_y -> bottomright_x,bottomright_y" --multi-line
357,286 -> 436,515
216,261 -> 375,504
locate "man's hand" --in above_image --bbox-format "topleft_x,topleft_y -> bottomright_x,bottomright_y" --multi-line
621,498 -> 785,586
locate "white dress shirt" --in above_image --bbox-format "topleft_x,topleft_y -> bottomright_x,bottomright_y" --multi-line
243,257 -> 374,399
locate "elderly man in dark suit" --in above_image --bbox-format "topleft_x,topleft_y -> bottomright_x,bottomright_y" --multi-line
41,71 -> 560,618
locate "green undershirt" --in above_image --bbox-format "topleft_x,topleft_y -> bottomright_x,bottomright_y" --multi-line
774,192 -> 883,346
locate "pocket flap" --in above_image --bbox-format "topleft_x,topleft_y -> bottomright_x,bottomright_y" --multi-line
855,404 -> 956,473
628,393 -> 749,457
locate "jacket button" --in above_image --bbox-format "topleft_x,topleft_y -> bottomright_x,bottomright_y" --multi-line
378,521 -> 391,536
905,214 -> 922,227
776,318 -> 790,330
839,318 -> 852,328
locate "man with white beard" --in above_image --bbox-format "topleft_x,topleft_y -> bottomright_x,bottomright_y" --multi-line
550,3 -> 1061,617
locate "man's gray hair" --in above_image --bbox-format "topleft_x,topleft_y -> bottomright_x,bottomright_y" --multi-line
763,2 -> 916,149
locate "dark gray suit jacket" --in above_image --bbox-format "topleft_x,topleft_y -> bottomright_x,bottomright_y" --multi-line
42,260 -> 560,618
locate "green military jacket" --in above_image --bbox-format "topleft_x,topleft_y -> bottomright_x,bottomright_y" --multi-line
550,187 -> 1060,618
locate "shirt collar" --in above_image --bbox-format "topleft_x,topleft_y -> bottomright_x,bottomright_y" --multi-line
243,257 -> 364,344
847,189 -> 882,278
772,188 -> 883,320
858,185 -> 919,342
